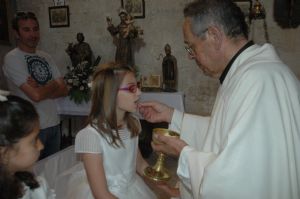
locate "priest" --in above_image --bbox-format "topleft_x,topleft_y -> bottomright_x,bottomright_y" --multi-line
139,0 -> 300,199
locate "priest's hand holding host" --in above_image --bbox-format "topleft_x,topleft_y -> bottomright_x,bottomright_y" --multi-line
138,102 -> 187,157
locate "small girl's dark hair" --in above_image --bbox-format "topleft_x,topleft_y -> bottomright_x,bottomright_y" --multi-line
0,169 -> 39,199
0,95 -> 40,199
0,165 -> 23,199
0,95 -> 39,146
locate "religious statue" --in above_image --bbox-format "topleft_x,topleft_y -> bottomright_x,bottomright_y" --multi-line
274,0 -> 300,28
66,32 -> 93,69
162,44 -> 177,92
106,9 -> 143,66
64,33 -> 101,104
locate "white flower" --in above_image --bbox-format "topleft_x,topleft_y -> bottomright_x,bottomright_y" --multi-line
0,90 -> 10,102
73,80 -> 79,86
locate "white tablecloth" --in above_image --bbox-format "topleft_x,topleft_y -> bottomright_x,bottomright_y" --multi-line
56,92 -> 185,116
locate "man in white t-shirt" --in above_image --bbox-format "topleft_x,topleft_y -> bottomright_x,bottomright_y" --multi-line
3,11 -> 68,159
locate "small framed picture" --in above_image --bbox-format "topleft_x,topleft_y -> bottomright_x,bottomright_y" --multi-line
48,6 -> 69,28
53,0 -> 65,6
233,0 -> 252,23
121,0 -> 145,18
141,75 -> 161,88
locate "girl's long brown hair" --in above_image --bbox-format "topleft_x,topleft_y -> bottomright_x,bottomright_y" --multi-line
87,62 -> 140,147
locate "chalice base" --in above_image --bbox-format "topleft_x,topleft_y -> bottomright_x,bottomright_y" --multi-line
144,166 -> 171,182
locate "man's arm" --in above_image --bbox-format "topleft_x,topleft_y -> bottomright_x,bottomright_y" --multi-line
48,77 -> 68,99
21,77 -> 68,102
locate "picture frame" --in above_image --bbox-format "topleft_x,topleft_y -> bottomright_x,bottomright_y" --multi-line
121,0 -> 145,19
0,0 -> 10,44
53,0 -> 65,6
48,6 -> 69,28
141,75 -> 161,88
233,0 -> 252,23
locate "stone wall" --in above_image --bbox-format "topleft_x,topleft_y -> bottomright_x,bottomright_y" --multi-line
1,0 -> 299,115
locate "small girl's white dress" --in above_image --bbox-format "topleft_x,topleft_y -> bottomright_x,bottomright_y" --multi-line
66,125 -> 157,199
20,176 -> 56,199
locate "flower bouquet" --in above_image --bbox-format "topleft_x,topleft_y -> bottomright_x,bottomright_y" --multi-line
64,61 -> 95,104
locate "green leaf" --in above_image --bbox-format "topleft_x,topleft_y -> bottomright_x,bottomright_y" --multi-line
68,88 -> 90,104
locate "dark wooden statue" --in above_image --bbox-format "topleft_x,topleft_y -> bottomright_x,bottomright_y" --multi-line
162,44 -> 177,92
274,0 -> 300,28
66,33 -> 93,68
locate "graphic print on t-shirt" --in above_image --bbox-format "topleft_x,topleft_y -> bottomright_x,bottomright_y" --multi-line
26,55 -> 52,85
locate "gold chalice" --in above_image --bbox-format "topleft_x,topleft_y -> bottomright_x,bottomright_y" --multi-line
143,128 -> 179,182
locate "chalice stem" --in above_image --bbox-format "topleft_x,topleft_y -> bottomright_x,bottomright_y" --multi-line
143,128 -> 179,182
153,153 -> 166,172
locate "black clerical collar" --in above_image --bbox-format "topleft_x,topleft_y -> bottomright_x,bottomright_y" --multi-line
219,40 -> 254,84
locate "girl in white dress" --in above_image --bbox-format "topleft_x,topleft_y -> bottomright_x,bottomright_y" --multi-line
68,63 -> 157,199
0,94 -> 55,199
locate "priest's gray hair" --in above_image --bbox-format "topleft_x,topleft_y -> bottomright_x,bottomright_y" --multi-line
183,0 -> 249,39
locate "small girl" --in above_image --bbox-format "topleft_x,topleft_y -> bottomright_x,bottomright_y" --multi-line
66,63 -> 157,199
0,94 -> 55,199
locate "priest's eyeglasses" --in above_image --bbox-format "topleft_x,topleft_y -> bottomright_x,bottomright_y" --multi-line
185,45 -> 195,56
184,28 -> 208,56
119,84 -> 138,93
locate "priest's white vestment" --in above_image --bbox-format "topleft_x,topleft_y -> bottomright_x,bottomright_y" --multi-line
169,44 -> 300,199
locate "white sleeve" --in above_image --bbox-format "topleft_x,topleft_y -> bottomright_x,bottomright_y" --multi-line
74,127 -> 102,154
169,109 -> 210,150
169,109 -> 215,199
3,53 -> 28,86
177,146 -> 217,199
168,109 -> 184,132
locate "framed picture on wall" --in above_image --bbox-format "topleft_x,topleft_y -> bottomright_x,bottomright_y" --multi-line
0,0 -> 10,44
233,0 -> 252,23
48,6 -> 69,28
141,75 -> 161,88
53,0 -> 65,6
121,0 -> 145,18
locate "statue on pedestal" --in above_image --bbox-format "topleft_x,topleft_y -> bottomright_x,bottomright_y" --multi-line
106,9 -> 143,66
162,44 -> 177,92
64,33 -> 101,104
66,32 -> 93,69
